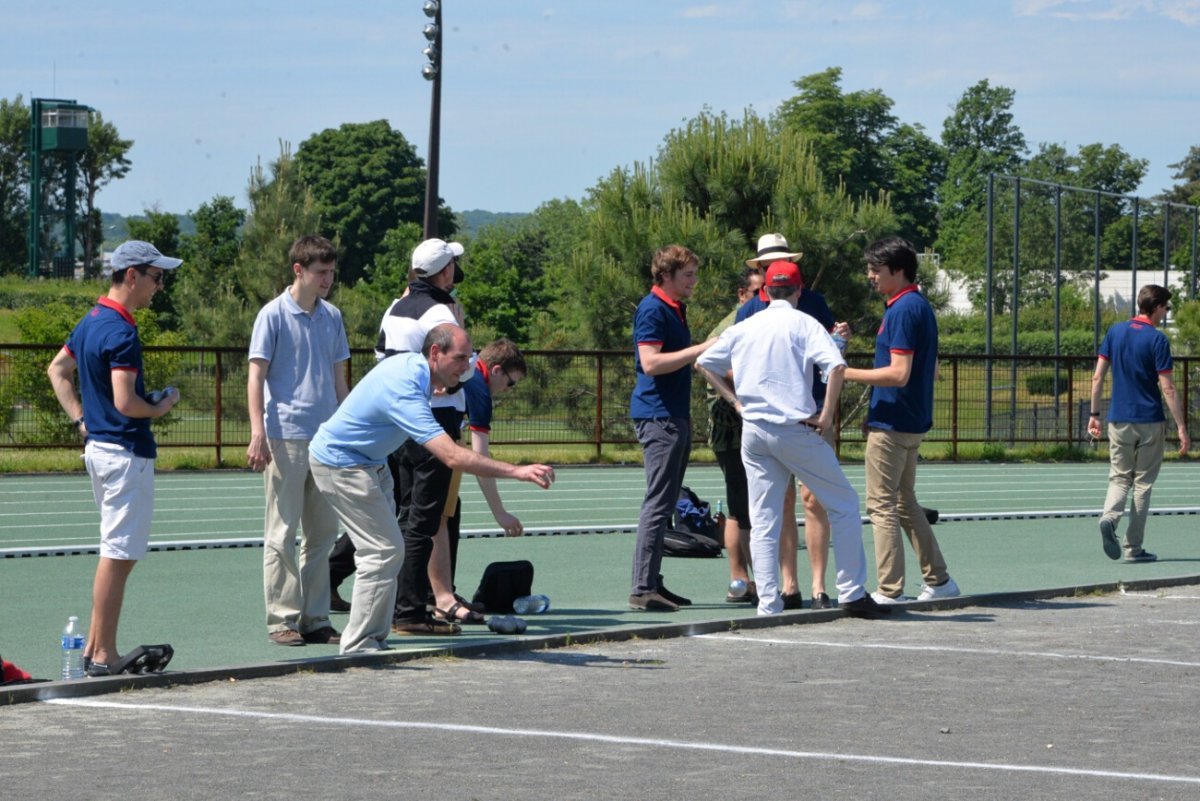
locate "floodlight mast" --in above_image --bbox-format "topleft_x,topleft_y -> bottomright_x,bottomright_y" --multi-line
422,1 -> 442,238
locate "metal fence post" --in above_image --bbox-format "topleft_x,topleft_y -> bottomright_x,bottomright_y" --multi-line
214,350 -> 223,466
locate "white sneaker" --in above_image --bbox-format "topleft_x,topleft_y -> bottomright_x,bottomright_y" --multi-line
870,591 -> 913,605
917,577 -> 961,601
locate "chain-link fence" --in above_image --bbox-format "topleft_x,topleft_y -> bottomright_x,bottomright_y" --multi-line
3,345 -> 1195,460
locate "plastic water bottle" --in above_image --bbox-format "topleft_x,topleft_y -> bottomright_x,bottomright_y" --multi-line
60,616 -> 85,680
512,594 -> 551,615
831,332 -> 848,352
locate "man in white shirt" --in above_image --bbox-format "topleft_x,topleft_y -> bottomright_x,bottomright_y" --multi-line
697,261 -> 889,619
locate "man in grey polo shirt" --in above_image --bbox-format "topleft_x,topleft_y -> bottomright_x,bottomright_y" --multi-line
248,236 -> 350,647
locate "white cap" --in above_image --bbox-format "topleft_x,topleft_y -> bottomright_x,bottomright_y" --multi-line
411,238 -> 465,278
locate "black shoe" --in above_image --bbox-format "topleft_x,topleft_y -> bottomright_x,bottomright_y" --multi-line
782,591 -> 803,610
301,626 -> 341,645
330,588 -> 351,613
629,592 -> 679,612
810,592 -> 832,610
842,593 -> 893,619
656,575 -> 692,606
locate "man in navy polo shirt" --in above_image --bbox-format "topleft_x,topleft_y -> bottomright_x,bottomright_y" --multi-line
1088,284 -> 1189,563
47,240 -> 182,676
423,337 -> 528,624
844,236 -> 959,604
629,245 -> 714,611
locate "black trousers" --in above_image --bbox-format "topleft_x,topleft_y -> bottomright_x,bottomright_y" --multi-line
392,406 -> 463,622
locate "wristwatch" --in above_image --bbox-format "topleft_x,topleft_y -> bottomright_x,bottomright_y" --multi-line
73,417 -> 85,430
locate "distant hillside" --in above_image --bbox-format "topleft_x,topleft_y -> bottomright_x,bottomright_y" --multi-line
456,209 -> 528,238
101,211 -> 196,250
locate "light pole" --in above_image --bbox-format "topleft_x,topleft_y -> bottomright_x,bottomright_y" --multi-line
421,0 -> 442,238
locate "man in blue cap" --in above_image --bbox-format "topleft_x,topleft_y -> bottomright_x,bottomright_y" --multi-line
47,240 -> 182,676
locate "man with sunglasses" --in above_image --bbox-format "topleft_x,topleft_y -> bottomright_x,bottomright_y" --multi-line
47,240 -> 182,676
1088,284 -> 1189,563
415,338 -> 530,624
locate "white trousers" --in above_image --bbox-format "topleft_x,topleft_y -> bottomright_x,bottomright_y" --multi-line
741,419 -> 868,614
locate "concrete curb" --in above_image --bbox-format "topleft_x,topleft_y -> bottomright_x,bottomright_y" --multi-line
8,573 -> 1198,706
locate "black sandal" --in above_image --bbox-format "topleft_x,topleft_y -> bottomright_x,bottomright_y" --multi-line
434,602 -> 486,625
454,593 -> 486,613
86,644 -> 174,677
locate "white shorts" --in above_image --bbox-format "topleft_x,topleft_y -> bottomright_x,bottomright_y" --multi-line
84,440 -> 155,560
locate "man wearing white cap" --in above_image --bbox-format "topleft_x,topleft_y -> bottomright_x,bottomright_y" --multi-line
376,238 -> 475,635
698,261 -> 889,619
47,240 -> 182,675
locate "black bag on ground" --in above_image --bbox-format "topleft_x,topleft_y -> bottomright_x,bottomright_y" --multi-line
663,528 -> 723,558
472,560 -> 535,612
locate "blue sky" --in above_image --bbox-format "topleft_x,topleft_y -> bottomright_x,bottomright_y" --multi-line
6,1 -> 1198,226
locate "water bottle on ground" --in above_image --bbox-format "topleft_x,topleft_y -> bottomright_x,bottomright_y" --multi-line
512,594 -> 551,615
60,615 -> 85,680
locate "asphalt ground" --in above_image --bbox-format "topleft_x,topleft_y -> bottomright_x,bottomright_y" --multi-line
3,588 -> 1199,800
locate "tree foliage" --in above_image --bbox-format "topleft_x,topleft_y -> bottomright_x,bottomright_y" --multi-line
78,112 -> 132,275
549,110 -> 895,350
0,96 -> 29,275
778,68 -> 945,247
294,120 -> 454,286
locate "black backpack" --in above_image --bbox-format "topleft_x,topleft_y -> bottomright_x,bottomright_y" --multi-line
472,560 -> 535,613
663,528 -> 723,558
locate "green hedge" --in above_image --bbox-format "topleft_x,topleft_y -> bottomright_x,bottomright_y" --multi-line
940,329 -> 1097,357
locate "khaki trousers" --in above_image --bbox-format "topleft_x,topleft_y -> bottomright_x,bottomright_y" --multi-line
309,460 -> 404,654
864,428 -> 948,597
1102,421 -> 1165,555
262,438 -> 339,635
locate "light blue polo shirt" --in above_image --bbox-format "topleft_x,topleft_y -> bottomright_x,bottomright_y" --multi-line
309,352 -> 446,468
249,290 -> 351,439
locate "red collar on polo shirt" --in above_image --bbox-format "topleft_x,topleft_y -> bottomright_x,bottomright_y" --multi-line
476,356 -> 491,388
651,285 -> 686,323
1130,315 -> 1154,327
97,296 -> 136,326
885,284 -> 920,307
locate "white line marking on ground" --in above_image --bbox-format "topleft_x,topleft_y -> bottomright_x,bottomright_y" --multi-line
45,698 -> 1200,786
694,634 -> 1200,668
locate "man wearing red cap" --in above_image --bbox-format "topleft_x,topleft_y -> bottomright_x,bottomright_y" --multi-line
698,261 -> 889,619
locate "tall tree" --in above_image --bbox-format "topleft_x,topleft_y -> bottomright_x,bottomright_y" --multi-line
77,112 -> 132,275
777,67 -> 945,246
294,120 -> 454,285
936,79 -> 1029,312
174,195 -> 246,339
0,96 -> 30,275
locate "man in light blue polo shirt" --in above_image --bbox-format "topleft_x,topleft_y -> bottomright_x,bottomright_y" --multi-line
248,236 -> 350,647
309,324 -> 555,653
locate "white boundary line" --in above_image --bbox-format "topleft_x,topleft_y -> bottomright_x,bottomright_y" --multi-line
694,634 -> 1200,668
45,698 -> 1200,786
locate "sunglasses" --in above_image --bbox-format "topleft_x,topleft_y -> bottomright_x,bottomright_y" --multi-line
500,368 -> 519,389
134,265 -> 165,286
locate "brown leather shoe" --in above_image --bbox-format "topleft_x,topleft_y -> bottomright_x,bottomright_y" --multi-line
268,629 -> 305,646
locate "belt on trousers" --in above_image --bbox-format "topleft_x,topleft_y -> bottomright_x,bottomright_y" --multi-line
797,420 -> 821,431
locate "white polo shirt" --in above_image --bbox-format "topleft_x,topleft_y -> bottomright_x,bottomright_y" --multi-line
697,299 -> 845,425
